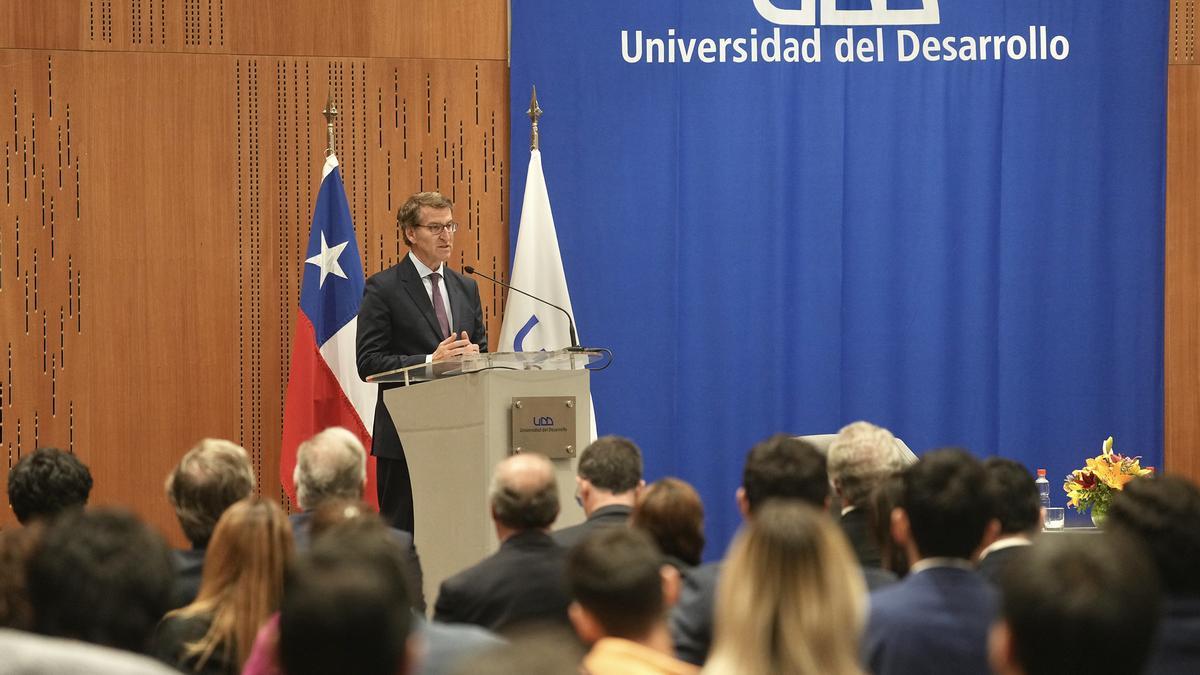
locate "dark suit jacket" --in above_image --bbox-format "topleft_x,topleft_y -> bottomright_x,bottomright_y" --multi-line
356,255 -> 487,461
975,540 -> 1031,586
550,504 -> 632,549
864,564 -> 997,675
1147,596 -> 1200,674
168,548 -> 206,610
839,507 -> 883,569
433,530 -> 570,633
288,511 -> 427,612
669,561 -> 721,666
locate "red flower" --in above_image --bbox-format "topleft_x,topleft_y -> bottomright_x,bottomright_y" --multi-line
1076,470 -> 1098,490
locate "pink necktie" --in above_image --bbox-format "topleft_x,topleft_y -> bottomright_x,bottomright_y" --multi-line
428,272 -> 451,339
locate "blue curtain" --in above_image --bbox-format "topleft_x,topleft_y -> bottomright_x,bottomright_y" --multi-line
511,1 -> 1167,556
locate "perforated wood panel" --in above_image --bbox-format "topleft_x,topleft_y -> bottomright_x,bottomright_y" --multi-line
0,3 -> 509,538
1174,0 -> 1198,65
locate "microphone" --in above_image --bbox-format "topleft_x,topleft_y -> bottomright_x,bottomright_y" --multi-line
463,265 -> 580,350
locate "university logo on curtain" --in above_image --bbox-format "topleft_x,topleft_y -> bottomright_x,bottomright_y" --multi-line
280,154 -> 378,506
497,148 -> 578,352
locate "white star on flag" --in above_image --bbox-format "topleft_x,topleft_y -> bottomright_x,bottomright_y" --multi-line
305,231 -> 349,287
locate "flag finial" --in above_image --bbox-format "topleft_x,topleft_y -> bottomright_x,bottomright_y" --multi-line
322,91 -> 339,156
527,85 -> 543,151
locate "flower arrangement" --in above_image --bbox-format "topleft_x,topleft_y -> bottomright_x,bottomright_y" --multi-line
1063,436 -> 1153,526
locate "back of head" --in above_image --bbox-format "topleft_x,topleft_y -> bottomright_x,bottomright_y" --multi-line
995,533 -> 1161,675
280,526 -> 413,675
1107,474 -> 1200,597
27,508 -> 173,653
630,477 -> 705,567
827,421 -> 903,509
576,436 -> 643,494
294,427 -> 367,511
489,453 -> 560,530
165,438 -> 255,548
742,434 -> 829,513
900,448 -> 990,559
0,524 -> 42,630
709,502 -> 865,675
982,458 -> 1041,536
567,527 -> 665,641
7,447 -> 93,524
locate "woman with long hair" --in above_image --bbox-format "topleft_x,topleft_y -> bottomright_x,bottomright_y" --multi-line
153,497 -> 293,674
703,501 -> 866,675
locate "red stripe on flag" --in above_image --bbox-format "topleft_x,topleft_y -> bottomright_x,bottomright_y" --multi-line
280,314 -> 378,509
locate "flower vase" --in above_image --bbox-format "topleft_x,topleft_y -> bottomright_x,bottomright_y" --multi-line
1090,504 -> 1108,528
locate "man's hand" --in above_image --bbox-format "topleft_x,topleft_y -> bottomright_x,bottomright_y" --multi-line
431,331 -> 480,361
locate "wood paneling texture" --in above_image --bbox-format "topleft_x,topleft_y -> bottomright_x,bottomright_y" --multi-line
1,1 -> 509,540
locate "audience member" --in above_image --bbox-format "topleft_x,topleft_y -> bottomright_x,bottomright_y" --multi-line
704,501 -> 865,675
552,435 -> 644,549
434,453 -> 571,632
862,448 -> 997,675
0,525 -> 41,630
1107,475 -> 1200,673
27,508 -> 174,653
152,498 -> 293,674
827,421 -> 905,568
164,438 -> 255,608
567,527 -> 696,675
989,532 -> 1161,675
279,526 -> 416,675
7,447 -> 93,524
292,427 -> 424,610
0,629 -> 180,675
976,458 -> 1039,584
866,472 -> 909,577
631,477 -> 705,569
671,434 -> 833,665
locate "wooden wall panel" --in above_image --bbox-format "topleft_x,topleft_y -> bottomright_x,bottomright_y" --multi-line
1166,65 -> 1200,484
1,2 -> 509,538
1174,0 -> 1197,65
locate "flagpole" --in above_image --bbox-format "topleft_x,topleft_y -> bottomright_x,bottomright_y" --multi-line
323,91 -> 338,156
527,85 -> 542,151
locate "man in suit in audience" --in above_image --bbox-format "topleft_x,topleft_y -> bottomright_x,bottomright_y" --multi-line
291,426 -> 425,611
1107,475 -> 1200,673
976,458 -> 1039,584
671,434 -> 849,666
827,421 -> 906,568
552,435 -> 644,549
163,438 -> 254,608
356,191 -> 487,534
7,447 -> 93,525
434,453 -> 570,633
567,527 -> 697,675
863,448 -> 997,675
989,532 -> 1161,675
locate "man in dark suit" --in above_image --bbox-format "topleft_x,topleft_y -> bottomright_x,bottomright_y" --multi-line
671,434 -> 864,666
1108,475 -> 1200,674
989,532 -> 1160,675
434,452 -> 570,633
863,448 -> 997,675
162,438 -> 255,608
827,421 -> 906,569
356,191 -> 487,534
551,435 -> 644,549
290,426 -> 425,612
976,458 -> 1039,584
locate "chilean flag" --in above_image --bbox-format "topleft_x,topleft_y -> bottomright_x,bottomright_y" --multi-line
280,154 -> 378,506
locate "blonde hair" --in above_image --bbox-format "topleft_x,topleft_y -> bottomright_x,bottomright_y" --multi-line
703,502 -> 866,675
167,497 -> 293,671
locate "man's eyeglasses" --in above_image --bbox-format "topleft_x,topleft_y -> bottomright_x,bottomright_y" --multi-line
417,222 -> 459,235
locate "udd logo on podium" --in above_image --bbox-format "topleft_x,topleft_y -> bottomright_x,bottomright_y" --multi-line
754,0 -> 939,26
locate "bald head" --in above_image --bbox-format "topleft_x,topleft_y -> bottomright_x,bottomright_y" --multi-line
489,453 -> 559,530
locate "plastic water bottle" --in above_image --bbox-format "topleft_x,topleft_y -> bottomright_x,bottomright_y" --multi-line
1036,468 -> 1051,509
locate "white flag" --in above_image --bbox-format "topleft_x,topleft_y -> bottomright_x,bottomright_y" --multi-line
498,149 -> 578,352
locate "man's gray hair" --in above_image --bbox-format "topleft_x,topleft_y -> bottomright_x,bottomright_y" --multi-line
488,453 -> 559,530
165,439 -> 255,547
295,427 -> 367,511
826,421 -> 905,509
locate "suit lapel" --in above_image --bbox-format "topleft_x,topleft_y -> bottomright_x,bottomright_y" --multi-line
445,268 -> 471,336
398,256 -> 445,340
